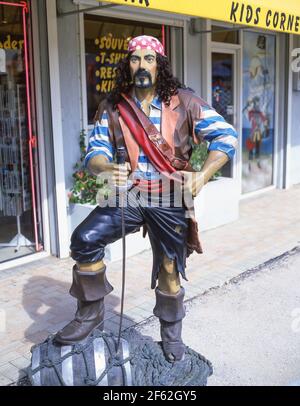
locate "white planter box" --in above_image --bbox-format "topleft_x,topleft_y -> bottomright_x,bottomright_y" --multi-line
194,177 -> 239,232
68,203 -> 151,263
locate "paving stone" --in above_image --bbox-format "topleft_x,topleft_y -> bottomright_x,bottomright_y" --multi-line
132,307 -> 153,319
17,351 -> 32,361
0,374 -> 14,386
0,352 -> 22,367
0,364 -> 23,382
10,356 -> 30,370
0,187 -> 300,368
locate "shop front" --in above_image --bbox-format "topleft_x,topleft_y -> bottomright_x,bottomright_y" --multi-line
207,22 -> 278,195
241,30 -> 277,194
97,2 -> 299,198
53,0 -> 300,259
1,0 -> 299,267
0,0 -> 44,265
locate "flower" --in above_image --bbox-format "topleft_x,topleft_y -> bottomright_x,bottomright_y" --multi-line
69,130 -> 98,205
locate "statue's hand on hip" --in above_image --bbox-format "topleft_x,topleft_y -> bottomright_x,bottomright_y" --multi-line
180,171 -> 205,208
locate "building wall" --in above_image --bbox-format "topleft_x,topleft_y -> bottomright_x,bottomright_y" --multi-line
57,0 -> 83,191
290,35 -> 300,186
276,33 -> 289,190
54,1 -> 300,251
185,25 -> 202,95
32,0 -> 61,255
50,1 -> 299,260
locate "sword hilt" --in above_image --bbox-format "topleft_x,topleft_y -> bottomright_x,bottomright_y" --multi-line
116,147 -> 132,192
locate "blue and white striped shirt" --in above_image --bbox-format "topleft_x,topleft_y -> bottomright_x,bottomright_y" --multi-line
85,95 -> 238,179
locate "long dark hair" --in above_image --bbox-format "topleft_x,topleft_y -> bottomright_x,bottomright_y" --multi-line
107,53 -> 185,108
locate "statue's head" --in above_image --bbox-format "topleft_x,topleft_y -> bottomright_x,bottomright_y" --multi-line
127,35 -> 165,90
108,34 -> 183,107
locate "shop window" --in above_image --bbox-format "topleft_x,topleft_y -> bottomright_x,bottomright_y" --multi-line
212,52 -> 235,178
242,32 -> 276,193
84,15 -> 166,124
211,25 -> 239,44
0,1 -> 41,263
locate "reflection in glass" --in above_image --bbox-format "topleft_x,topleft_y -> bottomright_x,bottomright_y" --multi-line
242,32 -> 276,194
0,3 -> 38,263
212,52 -> 234,178
211,25 -> 239,44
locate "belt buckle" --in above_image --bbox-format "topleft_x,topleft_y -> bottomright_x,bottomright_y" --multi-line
172,158 -> 187,170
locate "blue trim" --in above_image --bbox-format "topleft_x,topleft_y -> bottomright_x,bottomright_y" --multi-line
132,170 -> 161,180
195,116 -> 226,131
138,155 -> 150,163
84,150 -> 113,168
201,105 -> 217,112
151,97 -> 162,110
94,112 -> 109,121
88,140 -> 114,153
148,116 -> 161,125
203,127 -> 238,141
208,142 -> 236,159
133,97 -> 142,108
133,95 -> 162,111
93,126 -> 110,137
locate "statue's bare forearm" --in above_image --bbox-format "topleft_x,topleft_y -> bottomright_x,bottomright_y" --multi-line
88,155 -> 110,176
200,150 -> 229,184
88,155 -> 131,187
180,150 -> 229,200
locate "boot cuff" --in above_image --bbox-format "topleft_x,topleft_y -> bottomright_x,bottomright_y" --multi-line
153,287 -> 185,322
70,265 -> 113,301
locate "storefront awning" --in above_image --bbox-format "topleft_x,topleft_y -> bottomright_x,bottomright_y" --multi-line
103,0 -> 300,35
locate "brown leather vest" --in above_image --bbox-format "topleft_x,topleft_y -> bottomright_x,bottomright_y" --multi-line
93,89 -> 206,256
93,89 -> 210,172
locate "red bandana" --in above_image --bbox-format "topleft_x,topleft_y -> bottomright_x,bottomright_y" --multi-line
128,35 -> 165,56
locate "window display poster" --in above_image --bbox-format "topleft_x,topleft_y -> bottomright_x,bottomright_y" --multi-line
242,31 -> 276,194
0,3 -> 38,261
85,15 -> 162,124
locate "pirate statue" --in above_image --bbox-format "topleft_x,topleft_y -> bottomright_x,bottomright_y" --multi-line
54,36 -> 238,362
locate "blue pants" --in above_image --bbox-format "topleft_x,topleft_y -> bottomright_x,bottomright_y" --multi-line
70,192 -> 188,289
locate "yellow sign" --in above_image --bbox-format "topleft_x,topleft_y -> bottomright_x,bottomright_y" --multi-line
0,35 -> 24,50
94,34 -> 130,93
103,0 -> 300,35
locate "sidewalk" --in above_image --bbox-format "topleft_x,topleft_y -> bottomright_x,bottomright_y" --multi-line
0,185 -> 299,385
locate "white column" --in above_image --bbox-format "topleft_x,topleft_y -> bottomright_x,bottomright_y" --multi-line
284,34 -> 294,189
46,0 -> 70,258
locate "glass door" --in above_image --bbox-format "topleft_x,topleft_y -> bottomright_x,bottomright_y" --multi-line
0,1 -> 41,263
242,32 -> 276,194
212,51 -> 236,177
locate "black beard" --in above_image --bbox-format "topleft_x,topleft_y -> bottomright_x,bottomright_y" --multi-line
133,69 -> 153,89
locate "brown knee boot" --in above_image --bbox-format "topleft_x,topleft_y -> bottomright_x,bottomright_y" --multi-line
153,287 -> 186,362
54,264 -> 113,345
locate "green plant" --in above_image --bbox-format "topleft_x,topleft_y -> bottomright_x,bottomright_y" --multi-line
190,141 -> 221,179
69,133 -> 220,205
68,130 -> 109,205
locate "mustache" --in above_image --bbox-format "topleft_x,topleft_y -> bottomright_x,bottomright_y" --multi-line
134,69 -> 152,80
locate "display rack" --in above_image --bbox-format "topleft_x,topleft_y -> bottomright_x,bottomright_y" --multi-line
0,83 -> 34,252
